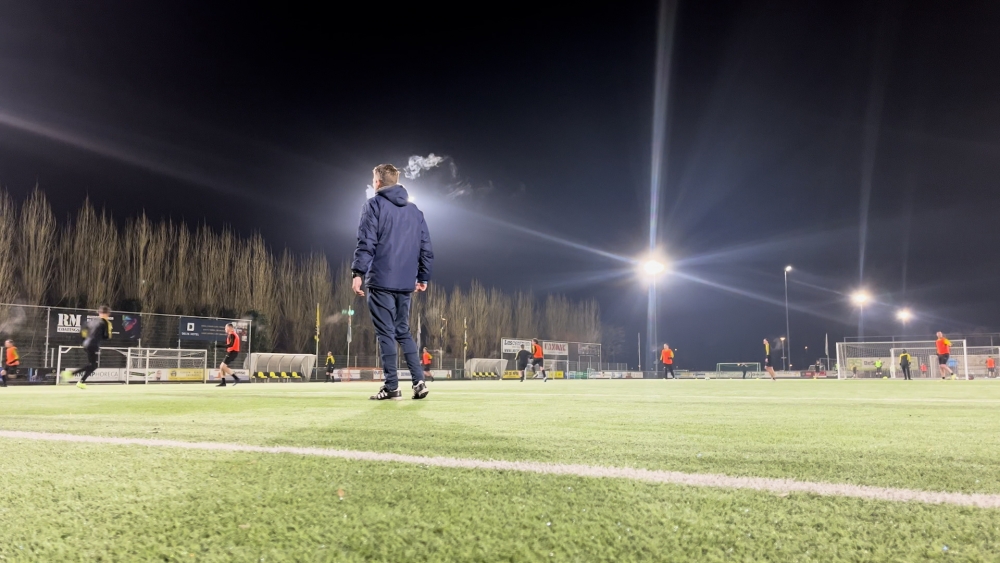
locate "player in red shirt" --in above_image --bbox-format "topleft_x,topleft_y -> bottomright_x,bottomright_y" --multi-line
216,323 -> 241,387
421,347 -> 434,382
986,356 -> 996,378
531,339 -> 548,382
935,332 -> 954,380
660,344 -> 675,379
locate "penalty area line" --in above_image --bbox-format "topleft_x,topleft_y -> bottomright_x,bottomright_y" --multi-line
1,430 -> 998,509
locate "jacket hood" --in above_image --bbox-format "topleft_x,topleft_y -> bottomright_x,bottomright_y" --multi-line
377,185 -> 410,207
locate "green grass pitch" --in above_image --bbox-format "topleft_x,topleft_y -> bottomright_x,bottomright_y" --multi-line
2,379 -> 1000,562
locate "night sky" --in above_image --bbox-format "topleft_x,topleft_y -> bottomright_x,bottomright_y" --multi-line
1,1 -> 999,369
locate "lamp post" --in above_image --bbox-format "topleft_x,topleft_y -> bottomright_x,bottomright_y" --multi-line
780,336 -> 786,371
784,266 -> 792,371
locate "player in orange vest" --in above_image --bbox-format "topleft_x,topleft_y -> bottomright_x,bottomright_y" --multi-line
987,356 -> 996,378
660,344 -> 675,379
421,347 -> 434,382
216,323 -> 241,387
1,339 -> 18,387
531,338 -> 548,382
935,332 -> 954,379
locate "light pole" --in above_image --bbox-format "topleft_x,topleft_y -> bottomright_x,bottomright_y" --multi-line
851,291 -> 871,338
780,336 -> 786,371
784,266 -> 792,370
640,257 -> 668,373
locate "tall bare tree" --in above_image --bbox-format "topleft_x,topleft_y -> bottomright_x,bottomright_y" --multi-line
18,187 -> 56,306
0,190 -> 18,304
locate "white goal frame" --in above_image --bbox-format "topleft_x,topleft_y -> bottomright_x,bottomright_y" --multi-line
836,340 -> 968,379
56,346 -> 130,384
126,348 -> 208,384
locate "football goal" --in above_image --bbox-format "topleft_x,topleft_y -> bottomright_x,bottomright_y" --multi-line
56,346 -> 207,384
836,340 -> 977,379
127,348 -> 208,384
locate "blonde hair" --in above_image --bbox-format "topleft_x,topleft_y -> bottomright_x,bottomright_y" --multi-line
373,164 -> 400,186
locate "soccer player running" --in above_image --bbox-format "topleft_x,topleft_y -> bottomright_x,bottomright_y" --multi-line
898,349 -> 912,380
215,323 -> 240,387
352,164 -> 433,401
516,344 -> 531,382
63,306 -> 112,389
325,351 -> 336,382
763,338 -> 776,381
531,338 -> 548,382
660,344 -> 675,379
935,332 -> 954,379
0,339 -> 18,387
421,347 -> 434,382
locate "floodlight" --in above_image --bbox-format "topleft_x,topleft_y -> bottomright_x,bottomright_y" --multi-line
851,291 -> 870,306
896,308 -> 913,322
643,260 -> 666,276
784,265 -> 793,272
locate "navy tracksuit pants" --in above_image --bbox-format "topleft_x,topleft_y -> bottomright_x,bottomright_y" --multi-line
367,288 -> 425,390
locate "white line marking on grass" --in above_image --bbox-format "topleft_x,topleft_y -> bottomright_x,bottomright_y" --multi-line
2,430 -> 999,509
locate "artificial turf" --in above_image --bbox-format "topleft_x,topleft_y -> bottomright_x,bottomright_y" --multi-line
1,380 -> 999,561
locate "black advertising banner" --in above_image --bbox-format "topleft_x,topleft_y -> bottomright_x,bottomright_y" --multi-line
49,309 -> 142,342
179,317 -> 249,344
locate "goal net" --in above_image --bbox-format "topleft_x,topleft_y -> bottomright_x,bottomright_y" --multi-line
716,362 -> 761,372
127,348 -> 208,384
836,340 -> 969,379
891,345 -> 1000,380
57,346 -> 130,384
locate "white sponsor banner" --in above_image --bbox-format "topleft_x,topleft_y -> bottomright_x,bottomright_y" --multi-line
332,369 -> 361,380
502,338 -> 532,354
589,371 -> 611,379
430,370 -> 451,379
207,369 -> 250,381
543,341 -> 568,356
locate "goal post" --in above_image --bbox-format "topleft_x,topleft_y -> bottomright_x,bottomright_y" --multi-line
56,346 -> 131,384
126,348 -> 208,384
716,362 -> 761,372
836,340 -> 969,379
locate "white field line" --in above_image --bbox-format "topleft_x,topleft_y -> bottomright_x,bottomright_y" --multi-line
2,430 -> 999,509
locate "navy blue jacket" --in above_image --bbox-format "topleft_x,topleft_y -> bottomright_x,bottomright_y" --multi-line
351,185 -> 434,292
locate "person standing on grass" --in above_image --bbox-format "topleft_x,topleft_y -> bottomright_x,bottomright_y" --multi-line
920,362 -> 927,377
898,350 -> 912,380
660,344 -> 675,379
352,163 -> 433,401
0,339 -> 18,387
215,323 -> 240,387
935,332 -> 954,379
516,344 -> 531,382
62,306 -> 112,389
741,363 -> 748,379
421,347 -> 434,382
987,356 -> 996,378
763,339 -> 776,380
874,359 -> 883,377
325,351 -> 336,382
530,339 -> 548,382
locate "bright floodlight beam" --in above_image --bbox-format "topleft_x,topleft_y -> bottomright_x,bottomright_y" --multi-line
784,265 -> 793,272
851,291 -> 871,306
896,308 -> 913,322
643,260 -> 666,276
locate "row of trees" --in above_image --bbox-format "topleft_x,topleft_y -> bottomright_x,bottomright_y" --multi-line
0,188 -> 604,358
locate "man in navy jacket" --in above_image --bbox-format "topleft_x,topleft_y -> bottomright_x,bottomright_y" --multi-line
352,163 -> 434,400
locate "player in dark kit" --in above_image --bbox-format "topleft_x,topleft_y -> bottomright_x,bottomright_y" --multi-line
763,338 -> 776,381
1,339 -> 19,387
216,323 -> 240,387
325,351 -> 336,382
516,345 -> 531,382
62,306 -> 112,389
530,339 -> 548,382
